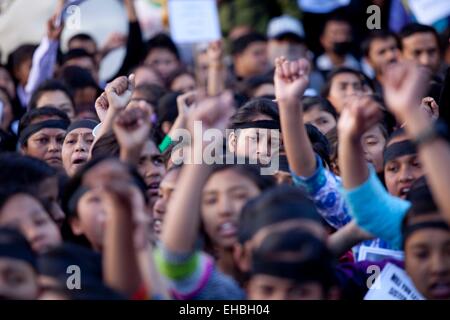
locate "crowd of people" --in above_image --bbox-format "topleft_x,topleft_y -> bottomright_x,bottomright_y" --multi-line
0,0 -> 450,300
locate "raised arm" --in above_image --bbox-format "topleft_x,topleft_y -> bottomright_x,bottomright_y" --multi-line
337,96 -> 382,189
274,57 -> 351,229
327,220 -> 374,257
207,41 -> 225,96
383,62 -> 450,224
107,0 -> 145,80
93,74 -> 135,143
24,15 -> 63,104
161,91 -> 235,253
274,56 -> 316,177
338,95 -> 410,249
101,180 -> 143,297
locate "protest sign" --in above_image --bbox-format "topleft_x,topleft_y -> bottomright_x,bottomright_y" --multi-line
364,263 -> 424,300
168,0 -> 221,44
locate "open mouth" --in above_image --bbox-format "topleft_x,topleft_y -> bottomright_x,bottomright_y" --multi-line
398,187 -> 411,198
217,221 -> 237,238
153,219 -> 162,234
429,281 -> 450,299
72,154 -> 88,166
72,158 -> 86,165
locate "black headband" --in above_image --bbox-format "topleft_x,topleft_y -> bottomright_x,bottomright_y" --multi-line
67,186 -> 90,217
232,120 -> 280,130
0,245 -> 36,269
66,119 -> 98,134
403,221 -> 450,242
19,119 -> 70,145
383,140 -> 416,166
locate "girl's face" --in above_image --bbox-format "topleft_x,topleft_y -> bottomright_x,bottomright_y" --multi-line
36,90 -> 75,119
361,125 -> 386,173
23,128 -> 66,169
405,226 -> 450,299
303,105 -> 337,135
62,128 -> 94,176
384,154 -> 422,198
0,194 -> 62,253
71,189 -> 106,251
247,274 -> 326,300
230,113 -> 281,164
232,129 -> 281,165
144,48 -> 179,80
384,137 -> 423,199
201,169 -> 261,249
153,169 -> 180,236
72,158 -> 149,251
137,140 -> 166,209
171,73 -> 196,93
327,72 -> 363,113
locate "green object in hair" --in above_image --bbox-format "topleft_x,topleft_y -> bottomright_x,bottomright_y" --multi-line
159,135 -> 172,153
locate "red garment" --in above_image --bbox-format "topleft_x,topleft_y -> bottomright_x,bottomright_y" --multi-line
339,250 -> 354,264
131,283 -> 149,300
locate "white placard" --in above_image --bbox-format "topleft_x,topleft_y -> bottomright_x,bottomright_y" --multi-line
55,0 -> 87,27
408,0 -> 450,25
364,263 -> 424,300
168,0 -> 221,44
357,246 -> 404,262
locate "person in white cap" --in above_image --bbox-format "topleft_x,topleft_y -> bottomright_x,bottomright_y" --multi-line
267,15 -> 324,94
267,15 -> 308,64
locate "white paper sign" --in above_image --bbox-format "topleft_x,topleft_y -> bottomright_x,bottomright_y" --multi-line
364,263 -> 424,300
357,246 -> 404,262
168,0 -> 221,44
56,0 -> 87,27
408,0 -> 450,25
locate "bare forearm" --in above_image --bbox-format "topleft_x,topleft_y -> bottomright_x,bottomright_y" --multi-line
207,64 -> 225,96
339,134 -> 369,189
328,221 -> 373,257
104,213 -> 141,296
124,0 -> 138,22
94,107 -> 120,143
161,163 -> 212,253
278,98 -> 316,177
